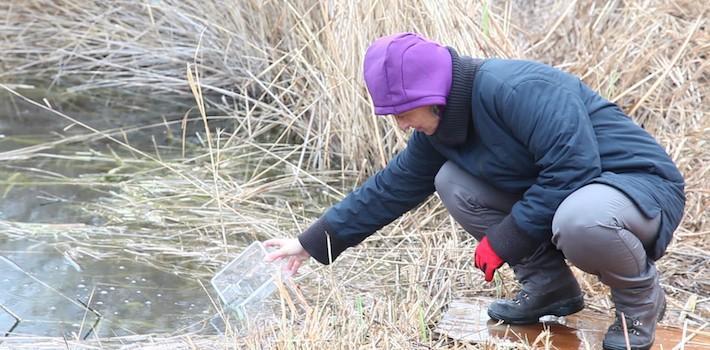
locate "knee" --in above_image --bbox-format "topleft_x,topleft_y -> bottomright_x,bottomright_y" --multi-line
551,205 -> 594,245
435,162 -> 481,211
551,185 -> 652,281
552,184 -> 635,247
434,161 -> 456,198
553,199 -> 649,283
551,202 -> 604,275
552,191 -> 624,270
435,162 -> 463,207
551,194 -> 616,250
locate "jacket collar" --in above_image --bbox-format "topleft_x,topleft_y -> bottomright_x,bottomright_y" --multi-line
431,47 -> 482,146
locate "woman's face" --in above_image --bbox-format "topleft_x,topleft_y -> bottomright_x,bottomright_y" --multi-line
392,106 -> 440,135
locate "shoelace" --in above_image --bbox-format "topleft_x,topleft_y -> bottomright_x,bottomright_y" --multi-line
609,313 -> 643,336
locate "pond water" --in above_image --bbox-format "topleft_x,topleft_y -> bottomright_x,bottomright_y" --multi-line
0,241 -> 214,338
0,88 -> 231,337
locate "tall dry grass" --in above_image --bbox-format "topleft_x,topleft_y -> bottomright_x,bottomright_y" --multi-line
0,0 -> 707,348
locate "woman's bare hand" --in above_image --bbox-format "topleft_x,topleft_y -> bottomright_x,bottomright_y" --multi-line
263,238 -> 310,276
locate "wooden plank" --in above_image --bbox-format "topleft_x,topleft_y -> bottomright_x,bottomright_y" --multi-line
435,298 -> 710,349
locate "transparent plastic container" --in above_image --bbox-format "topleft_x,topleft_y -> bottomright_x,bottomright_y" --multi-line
210,241 -> 285,319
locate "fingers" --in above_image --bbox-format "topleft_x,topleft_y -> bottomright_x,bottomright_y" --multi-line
485,269 -> 495,282
263,238 -> 307,273
285,257 -> 296,274
474,256 -> 496,282
483,264 -> 495,282
264,249 -> 286,262
263,239 -> 285,249
283,256 -> 303,277
291,258 -> 302,275
476,257 -> 494,282
263,239 -> 293,262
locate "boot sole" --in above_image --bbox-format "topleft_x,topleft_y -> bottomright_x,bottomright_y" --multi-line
602,342 -> 652,350
602,298 -> 667,350
487,294 -> 585,325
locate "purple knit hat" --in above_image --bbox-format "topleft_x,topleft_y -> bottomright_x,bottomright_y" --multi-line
363,33 -> 452,115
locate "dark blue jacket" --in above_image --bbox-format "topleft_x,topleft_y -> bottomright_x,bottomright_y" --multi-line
299,59 -> 685,265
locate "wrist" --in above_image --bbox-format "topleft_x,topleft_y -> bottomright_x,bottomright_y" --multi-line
297,217 -> 348,265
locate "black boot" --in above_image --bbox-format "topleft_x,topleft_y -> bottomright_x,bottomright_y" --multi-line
488,243 -> 585,324
603,265 -> 666,350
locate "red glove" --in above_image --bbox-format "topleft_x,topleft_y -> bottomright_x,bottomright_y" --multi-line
474,236 -> 504,282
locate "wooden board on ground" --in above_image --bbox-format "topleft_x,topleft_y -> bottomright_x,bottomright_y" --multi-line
435,298 -> 710,349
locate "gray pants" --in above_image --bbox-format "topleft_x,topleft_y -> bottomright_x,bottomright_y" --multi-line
434,161 -> 661,290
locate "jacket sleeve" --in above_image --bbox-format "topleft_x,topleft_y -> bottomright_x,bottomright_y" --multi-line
299,131 -> 446,265
486,79 -> 602,264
